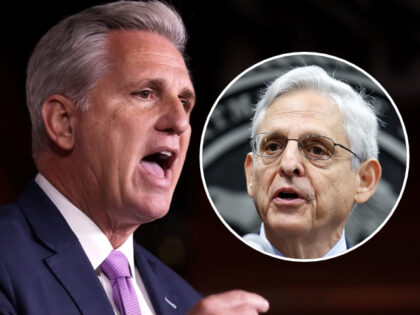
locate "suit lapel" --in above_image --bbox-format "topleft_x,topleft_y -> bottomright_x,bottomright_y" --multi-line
17,181 -> 114,315
134,247 -> 182,315
45,243 -> 114,314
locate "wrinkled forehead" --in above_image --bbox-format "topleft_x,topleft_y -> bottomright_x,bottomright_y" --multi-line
102,30 -> 194,92
106,30 -> 189,72
258,90 -> 346,138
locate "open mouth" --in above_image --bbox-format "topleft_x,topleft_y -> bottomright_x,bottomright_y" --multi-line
277,191 -> 300,200
140,150 -> 176,178
274,187 -> 304,202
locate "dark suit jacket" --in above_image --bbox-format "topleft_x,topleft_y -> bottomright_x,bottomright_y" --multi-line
0,181 -> 201,314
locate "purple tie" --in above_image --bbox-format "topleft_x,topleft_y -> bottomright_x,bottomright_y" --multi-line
100,250 -> 142,315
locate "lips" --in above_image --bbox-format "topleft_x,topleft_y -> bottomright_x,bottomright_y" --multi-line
273,187 -> 306,206
139,146 -> 178,183
274,187 -> 301,199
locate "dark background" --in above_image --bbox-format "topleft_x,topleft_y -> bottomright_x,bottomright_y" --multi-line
0,1 -> 419,313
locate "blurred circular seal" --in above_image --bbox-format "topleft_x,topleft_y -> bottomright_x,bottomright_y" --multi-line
200,52 -> 409,262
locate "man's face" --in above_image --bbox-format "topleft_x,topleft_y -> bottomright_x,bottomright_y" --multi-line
73,30 -> 194,225
245,90 -> 359,241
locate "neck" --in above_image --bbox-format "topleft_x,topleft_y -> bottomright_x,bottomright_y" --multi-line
37,154 -> 139,249
264,225 -> 345,259
105,229 -> 136,249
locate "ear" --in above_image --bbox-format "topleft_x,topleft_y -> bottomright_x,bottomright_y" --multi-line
244,153 -> 255,198
354,158 -> 382,204
41,94 -> 76,151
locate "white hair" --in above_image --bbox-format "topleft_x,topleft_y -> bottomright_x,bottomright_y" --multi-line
251,65 -> 379,169
26,1 -> 187,158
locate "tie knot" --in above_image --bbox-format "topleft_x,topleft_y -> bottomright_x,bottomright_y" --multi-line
100,250 -> 131,281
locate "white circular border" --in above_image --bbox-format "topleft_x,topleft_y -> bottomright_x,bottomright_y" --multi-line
199,52 -> 410,262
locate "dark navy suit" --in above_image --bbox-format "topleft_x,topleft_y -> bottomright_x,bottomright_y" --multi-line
0,181 -> 201,314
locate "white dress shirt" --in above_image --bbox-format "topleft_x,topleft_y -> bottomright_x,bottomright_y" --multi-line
243,223 -> 347,259
35,173 -> 155,315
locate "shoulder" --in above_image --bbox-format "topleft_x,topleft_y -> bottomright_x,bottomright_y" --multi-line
242,232 -> 281,256
0,202 -> 39,313
0,202 -> 31,248
0,201 -> 25,222
0,199 -> 51,272
242,233 -> 266,251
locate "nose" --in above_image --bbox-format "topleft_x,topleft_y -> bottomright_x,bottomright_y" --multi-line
278,140 -> 305,177
155,94 -> 190,135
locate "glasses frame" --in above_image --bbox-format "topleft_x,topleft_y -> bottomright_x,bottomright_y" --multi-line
249,132 -> 361,161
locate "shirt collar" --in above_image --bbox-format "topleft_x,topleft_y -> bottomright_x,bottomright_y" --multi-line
35,173 -> 136,276
259,223 -> 347,258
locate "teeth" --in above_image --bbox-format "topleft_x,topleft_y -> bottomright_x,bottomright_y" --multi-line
159,150 -> 173,157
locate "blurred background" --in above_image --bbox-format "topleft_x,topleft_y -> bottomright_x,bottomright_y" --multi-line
0,0 -> 419,313
202,53 -> 408,251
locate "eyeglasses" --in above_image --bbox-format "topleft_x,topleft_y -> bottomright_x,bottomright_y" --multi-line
249,133 -> 361,161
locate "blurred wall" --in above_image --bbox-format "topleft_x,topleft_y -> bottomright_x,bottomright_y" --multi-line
0,1 -> 419,313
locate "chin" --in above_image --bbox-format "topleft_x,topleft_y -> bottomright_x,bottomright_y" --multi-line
129,195 -> 172,224
266,218 -> 312,237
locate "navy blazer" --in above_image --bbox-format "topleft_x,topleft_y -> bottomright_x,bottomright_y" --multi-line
0,181 -> 201,314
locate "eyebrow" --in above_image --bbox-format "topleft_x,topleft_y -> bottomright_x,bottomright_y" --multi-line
263,127 -> 333,137
179,87 -> 196,104
132,78 -> 195,103
132,78 -> 164,90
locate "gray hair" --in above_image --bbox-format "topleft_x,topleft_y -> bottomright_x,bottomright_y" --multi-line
251,65 -> 379,169
26,0 -> 187,158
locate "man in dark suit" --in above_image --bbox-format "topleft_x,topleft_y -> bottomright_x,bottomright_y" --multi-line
0,1 -> 269,314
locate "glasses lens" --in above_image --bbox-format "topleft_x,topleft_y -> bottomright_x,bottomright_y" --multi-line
256,133 -> 286,156
300,136 -> 334,160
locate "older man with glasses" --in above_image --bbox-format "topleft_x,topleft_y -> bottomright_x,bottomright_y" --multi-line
243,66 -> 382,259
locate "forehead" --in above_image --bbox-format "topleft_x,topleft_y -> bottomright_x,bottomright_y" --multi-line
105,30 -> 193,89
259,89 -> 346,139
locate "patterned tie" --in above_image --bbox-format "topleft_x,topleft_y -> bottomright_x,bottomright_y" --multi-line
100,250 -> 142,315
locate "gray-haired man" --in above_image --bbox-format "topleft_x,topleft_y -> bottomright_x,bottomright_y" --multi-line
0,1 -> 269,314
244,66 -> 381,259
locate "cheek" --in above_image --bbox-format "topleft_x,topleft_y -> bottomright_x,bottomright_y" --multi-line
111,112 -> 154,161
335,174 -> 358,213
104,123 -> 140,169
176,127 -> 191,169
253,166 -> 274,207
313,168 -> 357,219
314,180 -> 335,214
75,117 -> 113,168
180,126 -> 192,151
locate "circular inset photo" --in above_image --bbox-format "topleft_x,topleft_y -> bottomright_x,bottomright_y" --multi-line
200,52 -> 409,262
